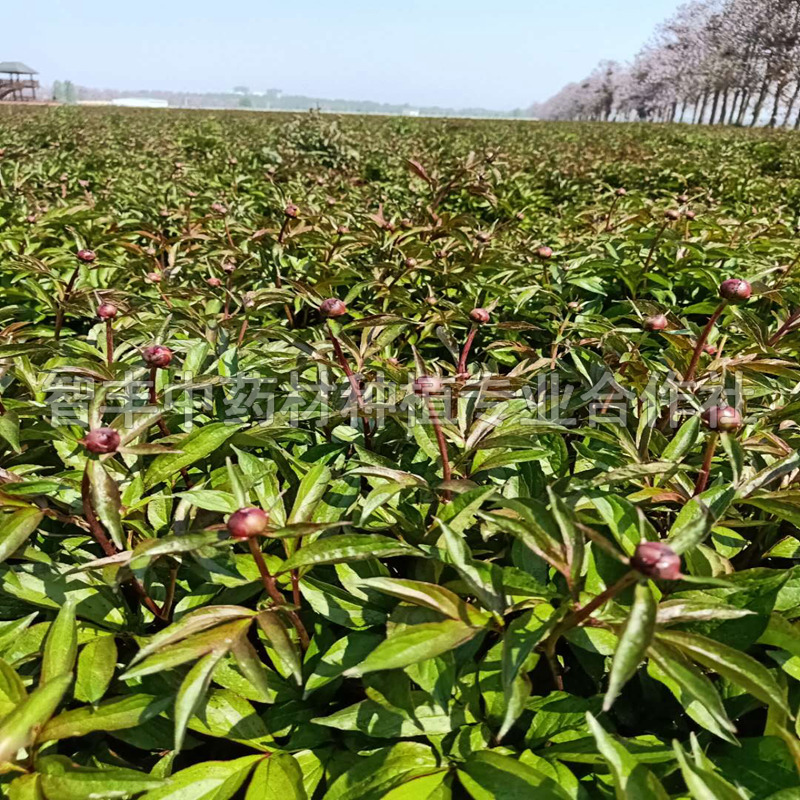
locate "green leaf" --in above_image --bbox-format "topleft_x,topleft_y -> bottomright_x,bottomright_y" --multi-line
499,607 -> 555,742
130,606 -> 255,666
547,487 -> 584,593
256,610 -> 302,686
86,459 -> 125,550
278,534 -> 418,573
0,657 -> 26,718
305,631 -> 383,695
457,750 -> 571,800
438,518 -> 505,616
381,772 -> 451,800
0,674 -> 72,765
0,508 -> 43,564
8,773 -> 45,800
175,649 -> 227,752
289,463 -> 332,523
585,713 -> 669,799
0,411 -> 21,453
738,450 -> 800,498
40,597 -> 78,684
345,619 -> 481,677
38,755 -> 165,799
139,755 -> 262,800
668,486 -> 736,554
144,424 -> 241,489
121,618 -> 252,680
39,694 -> 170,742
603,582 -> 657,711
75,635 -> 117,703
647,640 -> 737,742
661,415 -> 700,463
322,742 -> 440,800
657,629 -> 791,714
673,741 -> 749,800
356,577 -> 491,626
245,753 -> 307,800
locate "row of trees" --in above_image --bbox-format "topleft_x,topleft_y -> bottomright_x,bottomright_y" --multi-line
532,0 -> 800,127
52,81 -> 78,105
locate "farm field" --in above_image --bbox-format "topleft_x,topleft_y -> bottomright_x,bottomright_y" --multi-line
3,106 -> 800,797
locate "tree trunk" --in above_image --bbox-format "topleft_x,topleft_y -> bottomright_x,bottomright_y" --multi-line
718,89 -> 729,125
750,77 -> 772,127
728,90 -> 741,124
698,92 -> 709,124
782,81 -> 800,126
736,89 -> 751,125
709,89 -> 721,124
679,99 -> 687,123
768,79 -> 787,127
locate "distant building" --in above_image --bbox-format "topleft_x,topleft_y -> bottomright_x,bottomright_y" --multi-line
404,108 -> 420,117
0,62 -> 39,101
110,97 -> 169,108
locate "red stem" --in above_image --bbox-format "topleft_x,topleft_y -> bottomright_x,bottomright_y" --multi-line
694,432 -> 718,496
684,302 -> 726,384
247,537 -> 309,650
426,395 -> 452,502
768,307 -> 800,346
327,323 -> 372,447
457,325 -> 478,376
105,320 -> 114,367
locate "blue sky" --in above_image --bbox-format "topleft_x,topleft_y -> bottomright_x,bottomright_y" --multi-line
10,1 -> 681,109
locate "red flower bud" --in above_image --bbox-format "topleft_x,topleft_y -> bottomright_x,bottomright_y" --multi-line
143,345 -> 173,368
83,427 -> 120,454
227,507 -> 269,539
665,209 -> 681,221
719,278 -> 751,303
320,298 -> 347,318
701,405 -> 743,432
77,249 -> 96,263
470,308 -> 490,324
685,210 -> 697,221
631,541 -> 682,580
404,257 -> 417,269
284,203 -> 299,219
146,272 -> 162,283
644,314 -> 668,331
616,188 -> 627,196
97,303 -> 118,321
537,246 -> 553,259
207,277 -> 222,287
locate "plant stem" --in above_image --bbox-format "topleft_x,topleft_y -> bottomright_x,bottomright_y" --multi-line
694,432 -> 718,496
684,302 -> 726,383
54,264 -> 81,341
426,395 -> 452,502
148,367 -> 193,488
643,220 -> 669,274
768,307 -> 800,346
327,322 -> 372,447
224,275 -> 232,320
105,320 -> 114,367
81,469 -> 167,620
542,570 -> 638,687
604,195 -> 620,232
247,537 -> 309,650
457,325 -> 478,376
237,315 -> 248,347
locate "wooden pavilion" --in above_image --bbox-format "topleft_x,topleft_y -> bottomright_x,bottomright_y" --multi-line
0,62 -> 39,101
